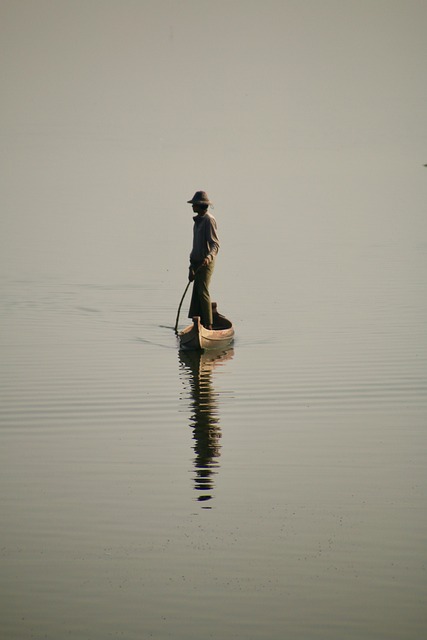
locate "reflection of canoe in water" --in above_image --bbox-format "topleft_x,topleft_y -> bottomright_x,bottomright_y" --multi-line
179,303 -> 234,351
178,346 -> 234,373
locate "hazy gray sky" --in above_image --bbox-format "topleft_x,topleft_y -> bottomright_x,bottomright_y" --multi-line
1,0 -> 426,280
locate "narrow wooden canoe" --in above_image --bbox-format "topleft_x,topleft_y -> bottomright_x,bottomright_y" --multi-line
179,303 -> 234,351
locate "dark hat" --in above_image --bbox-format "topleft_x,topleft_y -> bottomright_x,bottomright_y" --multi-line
187,191 -> 212,205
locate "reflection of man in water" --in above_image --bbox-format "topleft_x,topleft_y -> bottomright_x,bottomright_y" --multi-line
187,191 -> 220,330
179,349 -> 233,507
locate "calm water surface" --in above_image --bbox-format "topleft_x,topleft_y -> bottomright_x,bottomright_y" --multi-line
1,242 -> 426,639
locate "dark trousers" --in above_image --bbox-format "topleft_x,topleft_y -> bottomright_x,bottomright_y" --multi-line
188,260 -> 215,327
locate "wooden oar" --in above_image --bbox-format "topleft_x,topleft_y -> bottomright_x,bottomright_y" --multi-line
174,281 -> 192,334
174,266 -> 201,334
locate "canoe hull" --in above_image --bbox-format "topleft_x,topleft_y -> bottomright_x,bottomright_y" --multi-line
179,316 -> 234,351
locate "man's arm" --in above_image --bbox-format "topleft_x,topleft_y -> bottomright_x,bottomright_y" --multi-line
204,217 -> 220,264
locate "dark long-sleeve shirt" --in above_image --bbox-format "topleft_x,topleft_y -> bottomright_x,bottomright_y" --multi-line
189,212 -> 220,265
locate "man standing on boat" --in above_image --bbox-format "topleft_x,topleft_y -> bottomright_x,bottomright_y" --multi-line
187,191 -> 219,330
